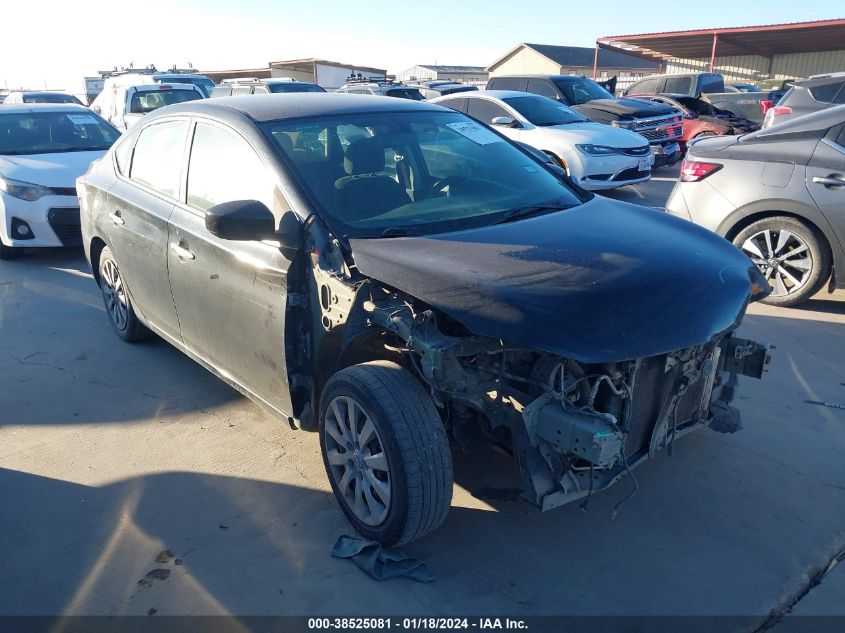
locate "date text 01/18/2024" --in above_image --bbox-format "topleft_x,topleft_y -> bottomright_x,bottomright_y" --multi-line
307,618 -> 528,630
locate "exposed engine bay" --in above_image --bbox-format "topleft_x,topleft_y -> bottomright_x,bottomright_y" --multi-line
344,284 -> 770,513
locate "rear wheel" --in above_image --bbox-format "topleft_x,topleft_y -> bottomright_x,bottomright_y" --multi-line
98,246 -> 150,342
319,361 -> 453,546
733,216 -> 830,307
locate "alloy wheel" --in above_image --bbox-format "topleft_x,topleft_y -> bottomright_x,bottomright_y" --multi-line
323,395 -> 391,526
101,259 -> 128,331
740,228 -> 813,298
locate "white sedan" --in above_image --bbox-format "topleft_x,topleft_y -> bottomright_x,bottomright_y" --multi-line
0,104 -> 119,259
432,91 -> 655,190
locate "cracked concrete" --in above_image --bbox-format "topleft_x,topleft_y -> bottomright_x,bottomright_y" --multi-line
2,176 -> 845,623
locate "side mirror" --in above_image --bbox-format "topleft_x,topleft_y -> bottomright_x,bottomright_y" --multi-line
206,200 -> 300,255
491,116 -> 521,128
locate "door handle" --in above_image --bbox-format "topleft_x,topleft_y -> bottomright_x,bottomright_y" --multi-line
812,175 -> 845,188
170,243 -> 195,260
108,211 -> 125,225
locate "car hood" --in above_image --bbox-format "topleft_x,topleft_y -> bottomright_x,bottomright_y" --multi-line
0,151 -> 106,188
577,98 -> 678,118
350,198 -> 767,363
537,121 -> 649,148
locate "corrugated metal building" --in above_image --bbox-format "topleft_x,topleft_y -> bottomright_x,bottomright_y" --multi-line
486,44 -> 658,90
596,19 -> 845,83
203,59 -> 386,90
269,59 -> 386,90
397,65 -> 488,86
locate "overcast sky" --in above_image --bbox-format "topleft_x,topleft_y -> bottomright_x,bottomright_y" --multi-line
3,0 -> 843,93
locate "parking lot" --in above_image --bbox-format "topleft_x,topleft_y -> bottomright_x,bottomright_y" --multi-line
2,166 -> 844,626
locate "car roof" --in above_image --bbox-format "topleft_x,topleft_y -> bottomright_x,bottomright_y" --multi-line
490,74 -> 585,81
0,103 -> 91,114
449,90 -> 540,100
746,103 -> 845,140
147,93 -> 443,123
133,83 -> 200,92
793,75 -> 845,89
11,91 -> 74,96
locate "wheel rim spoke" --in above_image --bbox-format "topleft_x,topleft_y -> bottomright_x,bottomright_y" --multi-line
773,230 -> 792,255
774,271 -> 788,296
364,451 -> 388,472
358,418 -> 376,447
779,266 -> 804,288
763,230 -> 774,258
741,239 -> 764,259
326,448 -> 347,466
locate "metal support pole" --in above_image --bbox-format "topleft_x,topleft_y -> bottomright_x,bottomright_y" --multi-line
592,44 -> 599,80
709,33 -> 719,72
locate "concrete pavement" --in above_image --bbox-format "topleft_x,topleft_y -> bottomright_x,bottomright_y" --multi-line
2,175 -> 844,625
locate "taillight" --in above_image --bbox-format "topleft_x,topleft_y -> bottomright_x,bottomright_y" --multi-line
760,99 -> 773,114
679,160 -> 722,182
769,105 -> 792,118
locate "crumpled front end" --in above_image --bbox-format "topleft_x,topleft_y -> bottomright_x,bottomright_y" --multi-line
361,287 -> 770,514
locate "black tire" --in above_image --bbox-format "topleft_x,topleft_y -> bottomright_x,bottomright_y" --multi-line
0,243 -> 22,260
732,216 -> 831,307
319,361 -> 453,546
98,246 -> 150,342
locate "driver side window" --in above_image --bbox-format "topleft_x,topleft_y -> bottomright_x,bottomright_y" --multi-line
466,99 -> 510,125
187,122 -> 274,212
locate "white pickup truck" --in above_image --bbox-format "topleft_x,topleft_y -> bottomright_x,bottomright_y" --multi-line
90,76 -> 203,131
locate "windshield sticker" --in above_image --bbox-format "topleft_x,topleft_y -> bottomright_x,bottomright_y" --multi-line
446,121 -> 502,145
67,114 -> 99,126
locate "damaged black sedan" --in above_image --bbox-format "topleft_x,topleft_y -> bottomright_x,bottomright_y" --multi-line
79,94 -> 770,545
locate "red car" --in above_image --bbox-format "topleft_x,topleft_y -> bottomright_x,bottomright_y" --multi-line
628,93 -> 759,151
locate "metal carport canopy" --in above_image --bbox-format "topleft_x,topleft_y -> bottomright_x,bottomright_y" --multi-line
596,19 -> 845,64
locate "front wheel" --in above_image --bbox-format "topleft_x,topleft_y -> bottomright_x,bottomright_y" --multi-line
319,361 -> 453,546
733,216 -> 830,307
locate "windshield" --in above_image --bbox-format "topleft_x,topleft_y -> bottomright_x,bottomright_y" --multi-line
129,89 -> 202,113
155,76 -> 215,96
439,86 -> 477,95
268,83 -> 326,93
553,78 -> 614,104
22,93 -> 82,104
263,110 -> 582,236
503,96 -> 587,126
0,111 -> 119,155
386,89 -> 424,101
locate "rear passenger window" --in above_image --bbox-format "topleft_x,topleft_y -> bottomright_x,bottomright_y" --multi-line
664,77 -> 692,94
130,120 -> 188,198
187,122 -> 273,212
629,77 -> 660,94
811,81 -> 844,103
435,97 -> 468,113
488,77 -> 521,91
466,99 -> 510,124
526,80 -> 558,99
